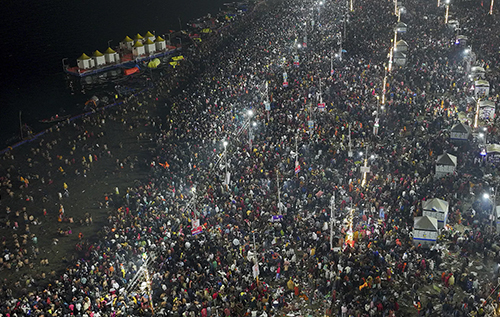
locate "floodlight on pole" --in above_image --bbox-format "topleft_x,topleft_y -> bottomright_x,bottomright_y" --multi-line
445,0 -> 450,24
474,98 -> 480,129
490,0 -> 494,14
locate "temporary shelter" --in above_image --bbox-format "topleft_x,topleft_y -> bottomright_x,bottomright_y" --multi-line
394,22 -> 407,33
475,80 -> 490,97
120,36 -> 134,50
422,198 -> 449,229
144,38 -> 156,54
395,40 -> 408,53
479,100 -> 495,120
496,206 -> 500,232
448,20 -> 459,31
134,33 -> 144,44
104,47 -> 119,64
486,144 -> 500,163
144,31 -> 156,42
92,50 -> 106,66
450,122 -> 471,141
456,35 -> 468,47
77,53 -> 92,69
394,51 -> 407,66
435,153 -> 457,178
413,216 -> 438,247
132,41 -> 145,57
471,66 -> 486,80
155,36 -> 167,51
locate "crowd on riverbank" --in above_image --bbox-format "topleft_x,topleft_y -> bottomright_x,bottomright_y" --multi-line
1,0 -> 500,316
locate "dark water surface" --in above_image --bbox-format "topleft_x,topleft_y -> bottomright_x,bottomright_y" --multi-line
0,0 -> 228,147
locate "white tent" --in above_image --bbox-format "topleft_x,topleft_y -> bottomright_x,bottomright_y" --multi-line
413,216 -> 438,247
77,53 -> 92,69
120,36 -> 134,51
456,35 -> 468,47
479,100 -> 495,120
395,40 -> 408,53
155,36 -> 167,51
394,51 -> 407,66
144,38 -> 156,54
471,66 -> 485,79
435,153 -> 457,178
486,144 -> 500,163
496,206 -> 500,232
104,47 -> 119,64
475,80 -> 490,97
132,41 -> 145,57
92,50 -> 106,67
394,22 -> 407,33
450,122 -> 471,141
422,198 -> 449,229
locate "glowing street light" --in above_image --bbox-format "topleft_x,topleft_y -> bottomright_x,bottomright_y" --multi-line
445,0 -> 450,24
490,0 -> 494,14
474,98 -> 481,128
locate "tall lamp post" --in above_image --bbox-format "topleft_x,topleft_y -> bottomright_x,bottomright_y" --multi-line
445,0 -> 450,24
490,0 -> 494,14
223,141 -> 228,187
247,109 -> 254,149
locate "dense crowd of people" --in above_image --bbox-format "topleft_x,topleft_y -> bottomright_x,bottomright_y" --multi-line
1,0 -> 500,315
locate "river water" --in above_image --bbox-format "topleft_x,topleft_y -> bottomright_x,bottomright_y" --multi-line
0,0 -> 229,147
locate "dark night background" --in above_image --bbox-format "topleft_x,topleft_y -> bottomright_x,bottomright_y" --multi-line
0,0 -> 228,147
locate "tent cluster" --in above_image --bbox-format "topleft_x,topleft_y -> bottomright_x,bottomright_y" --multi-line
76,31 -> 169,70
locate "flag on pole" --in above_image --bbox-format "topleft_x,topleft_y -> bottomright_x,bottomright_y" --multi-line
191,219 -> 203,235
295,161 -> 301,174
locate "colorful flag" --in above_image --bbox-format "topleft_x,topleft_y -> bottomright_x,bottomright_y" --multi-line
295,161 -> 301,174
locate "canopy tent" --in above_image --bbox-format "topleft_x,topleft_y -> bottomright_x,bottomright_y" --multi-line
133,41 -> 145,57
120,36 -> 134,50
144,38 -> 156,54
155,36 -> 167,51
92,50 -> 105,66
422,198 -> 449,229
456,35 -> 468,46
104,47 -> 119,63
475,80 -> 490,97
393,51 -> 407,66
435,153 -> 457,178
496,206 -> 500,232
447,19 -> 459,31
413,216 -> 438,247
487,144 -> 500,154
479,100 -> 495,120
486,144 -> 500,163
471,66 -> 486,79
450,122 -> 471,141
394,22 -> 407,33
395,40 -> 408,53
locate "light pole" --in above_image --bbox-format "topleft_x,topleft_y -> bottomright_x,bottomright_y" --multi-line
361,145 -> 369,187
374,95 -> 380,136
249,121 -> 257,150
277,169 -> 282,213
247,109 -> 254,148
490,0 -> 494,14
382,65 -> 388,105
445,0 -> 450,24
474,98 -> 481,129
223,141 -> 228,186
388,46 -> 394,72
330,193 -> 335,250
484,188 -> 497,229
